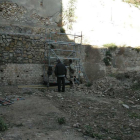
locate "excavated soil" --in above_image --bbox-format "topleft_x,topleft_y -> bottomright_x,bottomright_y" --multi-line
0,74 -> 140,140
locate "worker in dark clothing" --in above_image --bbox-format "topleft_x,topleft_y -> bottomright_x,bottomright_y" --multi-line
55,59 -> 67,92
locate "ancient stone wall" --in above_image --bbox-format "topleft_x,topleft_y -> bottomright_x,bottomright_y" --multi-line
0,0 -> 61,27
0,30 -> 76,85
84,46 -> 140,82
0,33 -> 46,64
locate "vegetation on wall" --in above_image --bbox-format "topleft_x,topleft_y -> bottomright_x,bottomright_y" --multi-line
103,50 -> 112,66
134,46 -> 140,53
103,43 -> 117,51
124,0 -> 140,9
60,27 -> 65,33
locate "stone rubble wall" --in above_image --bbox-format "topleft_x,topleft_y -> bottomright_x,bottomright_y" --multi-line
84,46 -> 140,82
0,33 -> 47,64
0,30 -> 77,85
0,1 -> 61,27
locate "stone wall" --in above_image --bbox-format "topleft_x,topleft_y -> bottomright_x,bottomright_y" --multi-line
0,30 -> 76,85
0,33 -> 47,64
84,46 -> 140,82
0,0 -> 62,27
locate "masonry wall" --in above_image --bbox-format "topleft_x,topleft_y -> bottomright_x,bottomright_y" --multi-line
0,0 -> 62,28
0,28 -> 73,86
84,46 -> 140,81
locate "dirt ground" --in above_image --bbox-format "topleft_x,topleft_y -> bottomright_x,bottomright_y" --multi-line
0,75 -> 140,140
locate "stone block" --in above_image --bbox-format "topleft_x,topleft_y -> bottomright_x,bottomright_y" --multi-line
15,50 -> 20,53
4,56 -> 9,60
19,38 -> 22,41
15,40 -> 17,44
23,60 -> 28,63
28,55 -> 33,59
23,41 -> 26,44
23,54 -> 27,58
9,50 -> 14,53
40,49 -> 45,52
7,39 -> 12,42
29,59 -> 32,63
10,42 -> 15,46
2,35 -> 5,38
6,36 -> 11,39
17,41 -> 22,46
3,52 -> 8,56
10,53 -> 13,57
25,44 -> 29,48
17,54 -> 21,57
3,39 -> 7,43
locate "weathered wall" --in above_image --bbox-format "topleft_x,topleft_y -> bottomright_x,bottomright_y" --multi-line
0,0 -> 62,28
84,46 -> 140,81
0,31 -> 73,85
0,33 -> 47,64
0,0 -> 63,85
0,64 -> 44,85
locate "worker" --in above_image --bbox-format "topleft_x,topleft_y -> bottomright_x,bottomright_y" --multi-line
55,59 -> 67,92
69,59 -> 76,88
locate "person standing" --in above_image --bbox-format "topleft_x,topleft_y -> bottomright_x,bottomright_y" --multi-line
55,59 -> 67,92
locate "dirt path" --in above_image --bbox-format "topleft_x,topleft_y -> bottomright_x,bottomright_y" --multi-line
0,82 -> 140,140
0,87 -> 93,140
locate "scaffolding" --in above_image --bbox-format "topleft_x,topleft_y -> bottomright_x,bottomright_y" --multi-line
45,32 -> 89,86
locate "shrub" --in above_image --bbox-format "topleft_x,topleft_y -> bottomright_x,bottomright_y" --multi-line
103,43 -> 117,51
0,117 -> 7,131
103,50 -> 112,66
60,27 -> 65,33
134,47 -> 140,53
131,83 -> 140,90
84,125 -> 103,139
57,117 -> 66,125
129,113 -> 140,119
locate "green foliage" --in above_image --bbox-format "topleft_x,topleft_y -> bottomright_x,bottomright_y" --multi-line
131,83 -> 140,90
124,0 -> 140,9
60,27 -> 65,33
103,50 -> 112,66
57,117 -> 66,125
84,125 -> 103,139
134,47 -> 140,53
0,117 -> 8,131
84,125 -> 93,135
103,43 -> 117,51
129,113 -> 140,119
